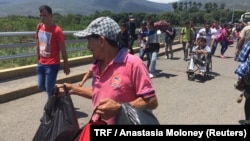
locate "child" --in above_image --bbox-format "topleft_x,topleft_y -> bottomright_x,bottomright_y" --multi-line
188,37 -> 211,76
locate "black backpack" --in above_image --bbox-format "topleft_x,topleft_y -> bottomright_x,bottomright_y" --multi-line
170,27 -> 176,39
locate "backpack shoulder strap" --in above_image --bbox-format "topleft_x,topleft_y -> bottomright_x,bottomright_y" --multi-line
172,27 -> 176,32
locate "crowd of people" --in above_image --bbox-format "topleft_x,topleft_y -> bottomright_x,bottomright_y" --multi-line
35,4 -> 250,126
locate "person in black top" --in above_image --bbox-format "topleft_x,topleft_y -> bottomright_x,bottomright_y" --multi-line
126,15 -> 137,55
118,22 -> 129,49
164,21 -> 176,59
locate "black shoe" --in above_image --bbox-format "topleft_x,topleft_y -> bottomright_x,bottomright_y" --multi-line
40,116 -> 43,122
234,79 -> 245,91
186,70 -> 194,74
236,94 -> 244,103
239,120 -> 249,125
171,54 -> 173,59
235,57 -> 240,62
243,120 -> 250,125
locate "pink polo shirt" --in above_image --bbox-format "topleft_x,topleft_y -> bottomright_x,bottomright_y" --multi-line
90,48 -> 155,124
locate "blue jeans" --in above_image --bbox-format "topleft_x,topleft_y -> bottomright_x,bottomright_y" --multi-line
37,63 -> 60,98
211,41 -> 218,55
220,40 -> 228,55
182,41 -> 191,59
139,47 -> 144,59
148,51 -> 158,75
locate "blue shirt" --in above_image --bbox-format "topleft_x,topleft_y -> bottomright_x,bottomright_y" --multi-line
146,30 -> 159,43
164,27 -> 175,41
235,41 -> 250,78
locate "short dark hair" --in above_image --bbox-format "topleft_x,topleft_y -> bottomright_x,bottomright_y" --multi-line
199,37 -> 207,43
106,38 -> 118,48
185,21 -> 190,25
39,5 -> 52,14
119,22 -> 127,27
89,34 -> 101,39
149,21 -> 154,27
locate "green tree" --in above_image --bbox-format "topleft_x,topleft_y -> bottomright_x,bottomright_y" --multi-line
179,2 -> 183,11
172,2 -> 178,12
220,3 -> 225,10
184,1 -> 188,11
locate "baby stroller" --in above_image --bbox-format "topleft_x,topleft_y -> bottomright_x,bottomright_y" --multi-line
186,52 -> 212,80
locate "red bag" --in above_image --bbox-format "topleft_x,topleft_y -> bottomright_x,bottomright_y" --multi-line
78,113 -> 106,141
227,36 -> 234,45
215,33 -> 223,42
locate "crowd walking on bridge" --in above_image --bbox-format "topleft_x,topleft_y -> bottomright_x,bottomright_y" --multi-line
33,5 -> 250,140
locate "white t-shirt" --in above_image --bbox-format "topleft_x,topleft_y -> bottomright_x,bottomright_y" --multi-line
211,27 -> 222,39
196,28 -> 215,46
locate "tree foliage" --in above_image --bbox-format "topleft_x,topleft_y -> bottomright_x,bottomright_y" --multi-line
0,1 -> 248,32
0,1 -> 248,69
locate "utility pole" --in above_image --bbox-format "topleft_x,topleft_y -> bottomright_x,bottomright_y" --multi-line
231,1 -> 235,23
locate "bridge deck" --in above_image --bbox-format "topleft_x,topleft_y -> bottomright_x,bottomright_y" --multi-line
0,43 -> 182,103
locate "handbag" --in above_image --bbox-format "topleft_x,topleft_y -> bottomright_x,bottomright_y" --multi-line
227,36 -> 234,45
33,85 -> 80,141
215,33 -> 223,42
115,103 -> 160,125
77,109 -> 107,141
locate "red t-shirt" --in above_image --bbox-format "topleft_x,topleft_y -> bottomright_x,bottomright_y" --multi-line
36,24 -> 65,65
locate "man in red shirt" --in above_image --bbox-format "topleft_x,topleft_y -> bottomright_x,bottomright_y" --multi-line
36,5 -> 70,98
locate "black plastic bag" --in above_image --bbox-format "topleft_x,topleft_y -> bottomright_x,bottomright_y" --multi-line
115,103 -> 160,125
33,85 -> 80,141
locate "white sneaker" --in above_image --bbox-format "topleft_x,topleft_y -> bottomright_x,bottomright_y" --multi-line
164,56 -> 168,59
149,73 -> 155,78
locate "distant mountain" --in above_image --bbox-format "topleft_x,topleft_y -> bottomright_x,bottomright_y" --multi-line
179,0 -> 250,11
0,0 -> 173,17
0,0 -> 249,18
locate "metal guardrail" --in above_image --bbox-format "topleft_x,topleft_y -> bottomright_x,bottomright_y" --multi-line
0,31 -> 76,37
0,27 -> 202,81
0,28 -> 199,62
0,31 -> 88,61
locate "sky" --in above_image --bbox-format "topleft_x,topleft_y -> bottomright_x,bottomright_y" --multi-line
146,0 -> 179,4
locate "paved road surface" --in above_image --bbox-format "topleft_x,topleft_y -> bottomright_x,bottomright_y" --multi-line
0,43 -> 245,141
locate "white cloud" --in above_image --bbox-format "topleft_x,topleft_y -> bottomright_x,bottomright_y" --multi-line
146,0 -> 179,4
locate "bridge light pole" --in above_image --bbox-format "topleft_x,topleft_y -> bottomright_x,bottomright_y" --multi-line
231,1 -> 235,23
